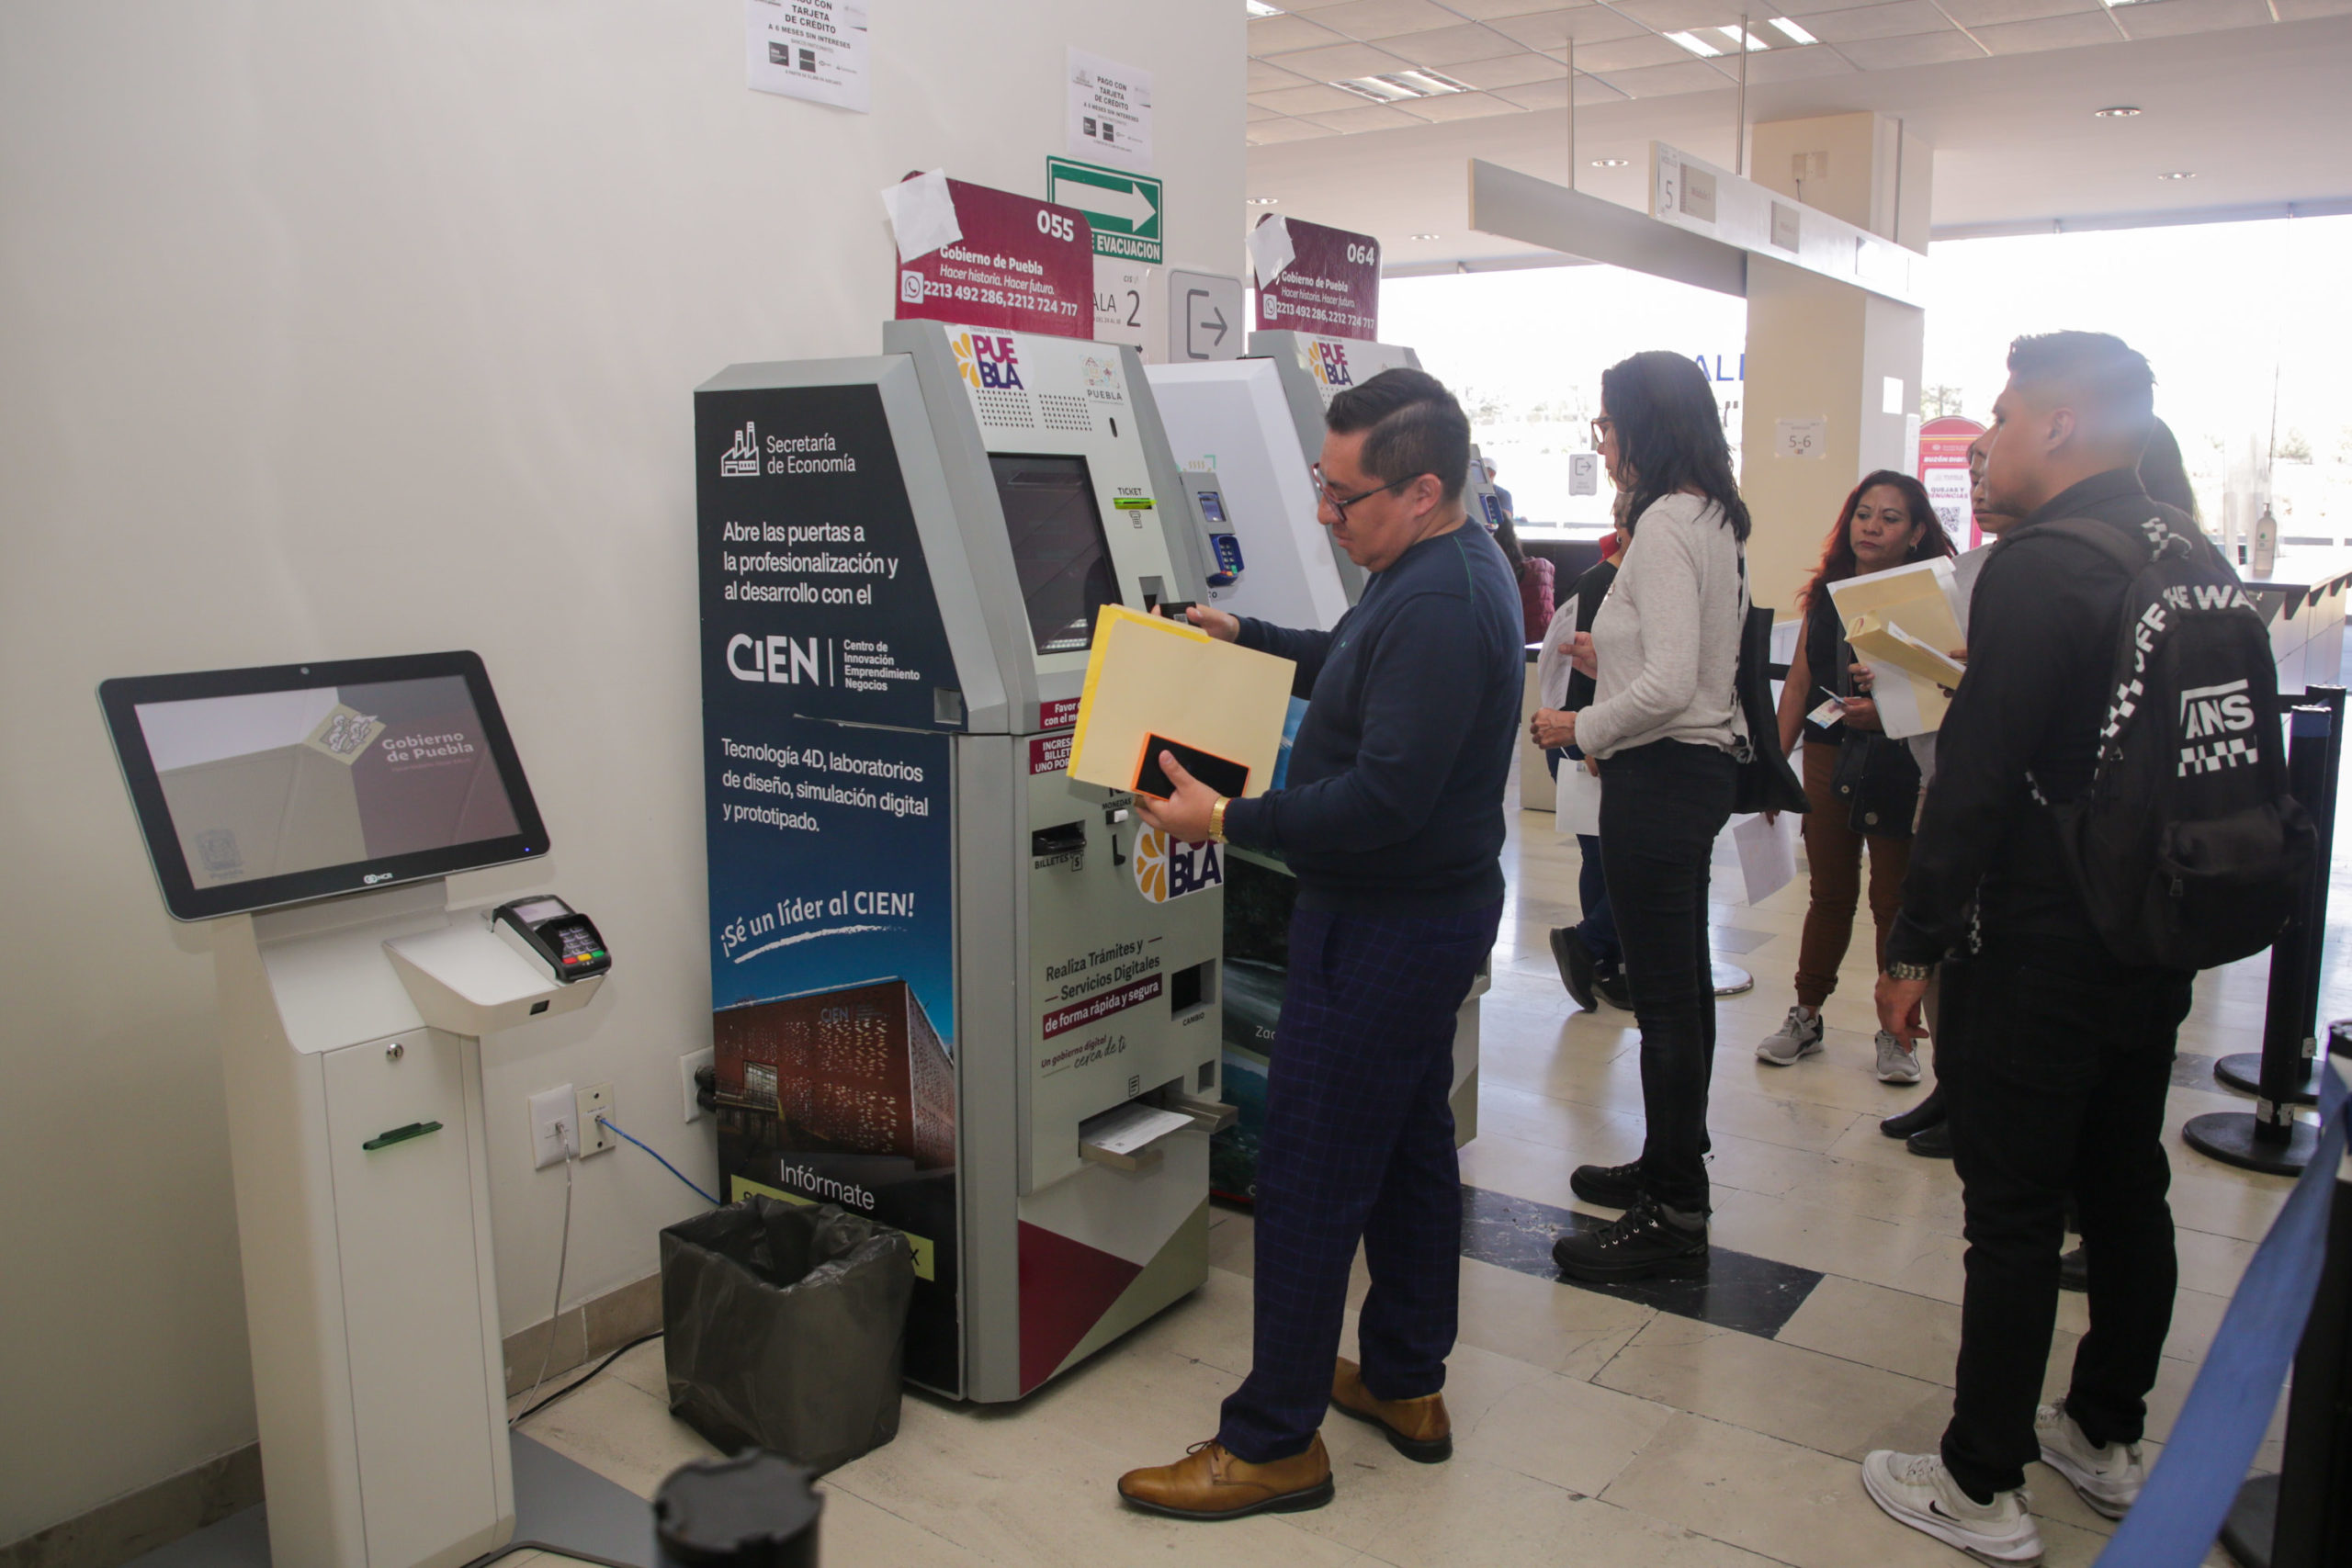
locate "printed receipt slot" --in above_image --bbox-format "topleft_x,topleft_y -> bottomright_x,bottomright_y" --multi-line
695,319 -> 1229,1404
96,652 -> 605,1568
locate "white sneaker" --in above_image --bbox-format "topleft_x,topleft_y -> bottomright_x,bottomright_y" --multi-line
1861,1450 -> 2042,1564
1757,1006 -> 1825,1066
1876,1031 -> 1924,1084
2035,1404 -> 2143,1519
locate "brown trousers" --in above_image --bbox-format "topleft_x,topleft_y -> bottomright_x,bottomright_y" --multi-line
1794,739 -> 1911,1008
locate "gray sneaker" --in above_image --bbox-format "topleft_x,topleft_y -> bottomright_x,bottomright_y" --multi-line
1756,1006 -> 1824,1066
1875,1031 -> 1923,1084
2035,1404 -> 2143,1519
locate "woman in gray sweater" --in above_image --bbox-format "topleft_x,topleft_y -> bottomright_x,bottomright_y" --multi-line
1542,352 -> 1751,1283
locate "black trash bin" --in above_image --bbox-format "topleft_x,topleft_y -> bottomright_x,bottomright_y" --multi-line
661,1196 -> 913,1473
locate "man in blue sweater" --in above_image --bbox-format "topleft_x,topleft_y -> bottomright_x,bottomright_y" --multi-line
1115,369 -> 1523,1519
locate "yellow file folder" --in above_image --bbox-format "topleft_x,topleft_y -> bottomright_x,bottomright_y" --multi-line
1066,606 -> 1296,799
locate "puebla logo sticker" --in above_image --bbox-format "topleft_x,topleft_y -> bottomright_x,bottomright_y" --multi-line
1133,825 -> 1223,904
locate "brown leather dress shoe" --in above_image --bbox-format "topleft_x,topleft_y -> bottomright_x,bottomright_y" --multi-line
1115,1435 -> 1334,1519
1330,1357 -> 1453,1462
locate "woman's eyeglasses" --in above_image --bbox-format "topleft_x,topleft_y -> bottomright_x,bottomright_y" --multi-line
1590,416 -> 1615,447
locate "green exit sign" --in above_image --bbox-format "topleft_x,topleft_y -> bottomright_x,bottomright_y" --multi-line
1046,157 -> 1162,265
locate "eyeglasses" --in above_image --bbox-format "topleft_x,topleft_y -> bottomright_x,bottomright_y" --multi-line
1590,416 -> 1616,447
1310,465 -> 1410,523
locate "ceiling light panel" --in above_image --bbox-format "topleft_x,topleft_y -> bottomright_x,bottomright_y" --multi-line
1767,17 -> 1816,46
1245,1 -> 1285,17
1337,75 -> 1419,100
1665,30 -> 1724,57
1712,25 -> 1770,50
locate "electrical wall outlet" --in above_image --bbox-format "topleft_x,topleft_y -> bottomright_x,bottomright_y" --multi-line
576,1082 -> 614,1156
528,1085 -> 576,1169
680,1047 -> 714,1123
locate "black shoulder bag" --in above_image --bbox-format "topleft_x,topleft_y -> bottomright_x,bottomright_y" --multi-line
1730,554 -> 1807,817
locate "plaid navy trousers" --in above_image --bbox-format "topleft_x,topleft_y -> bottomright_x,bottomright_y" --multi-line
1216,897 -> 1502,1463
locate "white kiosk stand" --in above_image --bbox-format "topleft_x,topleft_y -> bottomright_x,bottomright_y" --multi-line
100,654 -> 632,1568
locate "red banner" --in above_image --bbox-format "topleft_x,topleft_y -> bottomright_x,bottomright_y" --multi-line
1252,215 -> 1380,339
896,177 -> 1093,340
1042,976 -> 1163,1038
1917,415 -> 1985,548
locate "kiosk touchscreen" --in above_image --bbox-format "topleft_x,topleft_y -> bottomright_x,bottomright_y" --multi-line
100,652 -> 605,1568
696,320 -> 1229,1404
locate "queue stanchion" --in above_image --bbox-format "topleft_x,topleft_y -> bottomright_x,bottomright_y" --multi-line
2187,691 -> 2341,1175
2217,1043 -> 2352,1568
2216,684 -> 2346,1107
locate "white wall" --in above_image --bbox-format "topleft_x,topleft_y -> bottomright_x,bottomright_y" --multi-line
0,1 -> 1242,1542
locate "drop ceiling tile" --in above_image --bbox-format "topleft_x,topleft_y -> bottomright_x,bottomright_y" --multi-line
1440,0 -> 1587,18
1608,0 -> 1758,30
1787,3 -> 1957,43
1261,40 -> 1420,79
1302,102 -> 1436,131
1247,102 -> 1288,121
2113,0 -> 2276,39
1488,6 -> 1651,50
1308,0 -> 1468,36
1384,22 -> 1536,64
2274,0 -> 2352,17
1832,29 -> 1987,65
1596,58 -> 1741,97
1250,82 -> 1377,114
1248,58 -> 1316,92
1248,15 -> 1346,55
1740,42 -> 1862,81
1973,10 -> 2126,51
1494,73 -> 1633,107
1442,51 -> 1569,88
1401,88 -> 1534,120
1936,0 -> 2098,26
1567,36 -> 1702,71
1246,118 -> 1342,146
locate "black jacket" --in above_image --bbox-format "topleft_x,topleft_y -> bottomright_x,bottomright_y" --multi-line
1221,524 -> 1523,915
1885,468 -> 2201,965
1561,554 -> 1617,715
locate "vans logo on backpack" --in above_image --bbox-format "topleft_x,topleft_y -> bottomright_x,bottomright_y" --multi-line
2177,678 -> 2257,775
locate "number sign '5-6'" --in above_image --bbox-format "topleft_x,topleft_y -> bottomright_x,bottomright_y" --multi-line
894,176 -> 1095,341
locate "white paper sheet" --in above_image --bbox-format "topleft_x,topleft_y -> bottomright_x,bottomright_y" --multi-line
1068,48 -> 1153,173
746,0 -> 870,112
1732,811 -> 1798,905
880,170 -> 959,261
1554,755 -> 1602,839
1247,216 -> 1295,288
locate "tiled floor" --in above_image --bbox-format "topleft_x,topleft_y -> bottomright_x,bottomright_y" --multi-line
513,782 -> 2346,1568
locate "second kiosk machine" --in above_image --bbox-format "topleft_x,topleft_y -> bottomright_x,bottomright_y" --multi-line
695,320 -> 1232,1404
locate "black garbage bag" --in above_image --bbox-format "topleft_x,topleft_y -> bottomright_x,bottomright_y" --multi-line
660,1196 -> 913,1473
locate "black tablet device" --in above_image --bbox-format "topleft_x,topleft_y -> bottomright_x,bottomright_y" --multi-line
1133,734 -> 1250,803
97,651 -> 549,920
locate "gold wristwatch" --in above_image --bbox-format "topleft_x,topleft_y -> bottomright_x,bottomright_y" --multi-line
1209,796 -> 1229,844
1885,960 -> 1933,982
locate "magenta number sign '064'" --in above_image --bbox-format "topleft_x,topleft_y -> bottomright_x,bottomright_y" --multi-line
895,177 -> 1095,341
1252,215 -> 1380,340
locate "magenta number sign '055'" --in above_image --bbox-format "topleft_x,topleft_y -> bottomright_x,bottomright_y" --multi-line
895,177 -> 1095,341
1251,215 -> 1380,340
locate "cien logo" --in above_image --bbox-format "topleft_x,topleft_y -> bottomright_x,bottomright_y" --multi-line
719,422 -> 760,478
1312,341 -> 1352,389
727,633 -> 825,685
1133,825 -> 1224,904
953,332 -> 1025,391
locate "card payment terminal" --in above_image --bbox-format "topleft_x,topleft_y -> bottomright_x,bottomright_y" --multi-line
494,896 -> 611,982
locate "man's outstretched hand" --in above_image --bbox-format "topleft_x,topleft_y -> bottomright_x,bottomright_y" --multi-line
1182,604 -> 1240,642
1132,750 -> 1222,842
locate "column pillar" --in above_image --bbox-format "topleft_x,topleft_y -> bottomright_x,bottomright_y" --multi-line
1738,113 -> 1933,615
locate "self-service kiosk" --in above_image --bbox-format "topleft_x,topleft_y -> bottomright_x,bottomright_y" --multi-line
97,653 -> 607,1568
1145,334 -> 1493,1201
695,321 -> 1231,1404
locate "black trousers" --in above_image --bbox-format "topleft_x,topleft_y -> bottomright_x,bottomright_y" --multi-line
1598,739 -> 1736,1213
1938,933 -> 2194,1497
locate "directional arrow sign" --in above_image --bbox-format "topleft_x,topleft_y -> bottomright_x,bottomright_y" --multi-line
1046,156 -> 1162,265
1167,269 -> 1243,363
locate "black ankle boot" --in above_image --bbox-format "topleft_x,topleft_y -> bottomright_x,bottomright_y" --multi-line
1552,1193 -> 1709,1282
1570,1159 -> 1645,1209
1882,1085 -> 1946,1140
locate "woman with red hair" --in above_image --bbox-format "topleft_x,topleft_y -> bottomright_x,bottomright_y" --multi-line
1756,470 -> 1955,1083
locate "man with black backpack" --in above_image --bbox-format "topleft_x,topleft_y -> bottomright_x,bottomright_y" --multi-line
1861,332 -> 2312,1563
